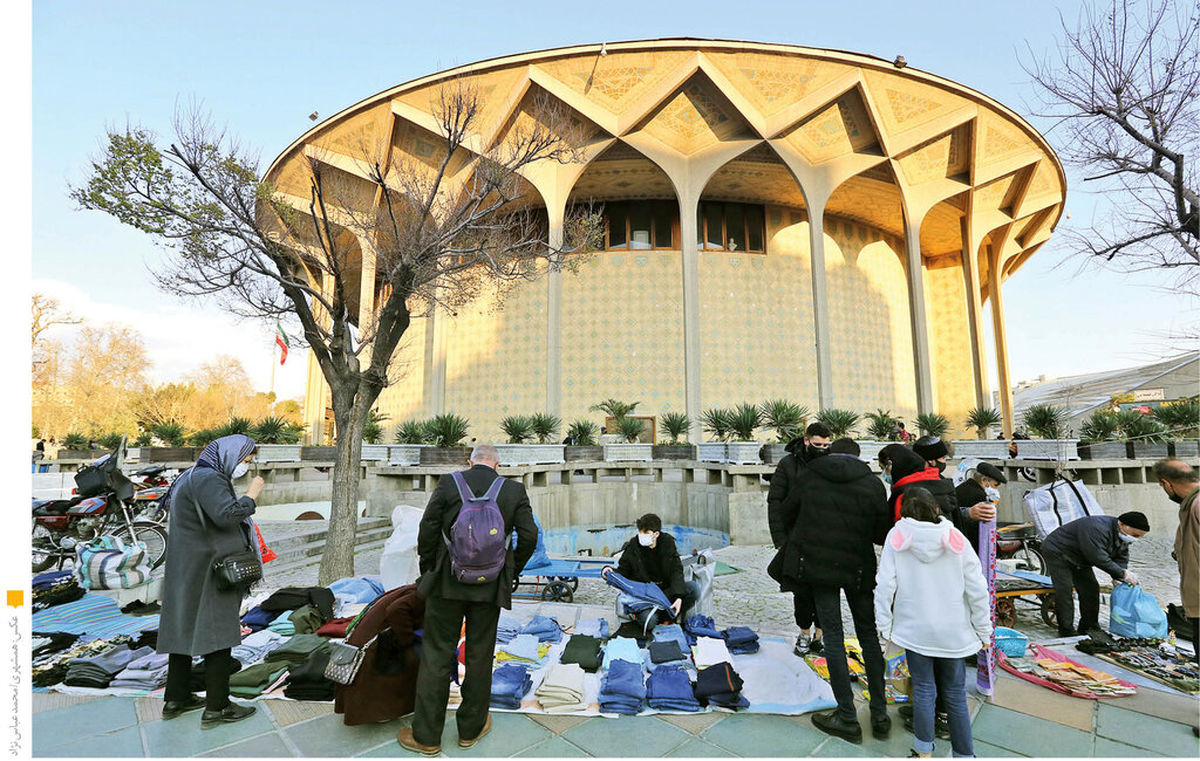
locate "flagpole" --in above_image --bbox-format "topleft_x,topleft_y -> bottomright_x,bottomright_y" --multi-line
270,338 -> 277,402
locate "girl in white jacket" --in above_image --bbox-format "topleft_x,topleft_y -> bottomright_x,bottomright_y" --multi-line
875,487 -> 992,758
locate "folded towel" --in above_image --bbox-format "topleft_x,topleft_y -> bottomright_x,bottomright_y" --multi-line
692,637 -> 732,669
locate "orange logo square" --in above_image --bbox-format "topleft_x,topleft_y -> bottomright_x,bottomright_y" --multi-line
6,590 -> 23,608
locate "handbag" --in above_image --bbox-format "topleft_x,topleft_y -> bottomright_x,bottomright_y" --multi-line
193,498 -> 262,591
324,635 -> 378,685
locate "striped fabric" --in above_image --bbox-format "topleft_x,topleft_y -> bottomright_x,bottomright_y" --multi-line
31,594 -> 159,642
75,536 -> 151,590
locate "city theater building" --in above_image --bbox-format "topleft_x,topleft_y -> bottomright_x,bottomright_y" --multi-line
264,39 -> 1066,443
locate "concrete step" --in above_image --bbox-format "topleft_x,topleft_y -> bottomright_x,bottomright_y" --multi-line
263,537 -> 389,578
260,518 -> 391,554
266,526 -> 392,565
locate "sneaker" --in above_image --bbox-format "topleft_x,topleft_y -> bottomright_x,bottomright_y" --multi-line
812,710 -> 863,744
397,728 -> 441,756
871,715 -> 891,740
794,632 -> 811,657
162,694 -> 206,720
200,703 -> 256,729
458,715 -> 492,748
902,711 -> 950,740
809,637 -> 824,654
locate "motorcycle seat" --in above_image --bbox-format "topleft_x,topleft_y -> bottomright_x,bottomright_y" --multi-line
134,465 -> 167,477
33,498 -> 78,516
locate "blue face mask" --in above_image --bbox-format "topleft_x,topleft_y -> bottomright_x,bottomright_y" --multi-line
882,473 -> 892,485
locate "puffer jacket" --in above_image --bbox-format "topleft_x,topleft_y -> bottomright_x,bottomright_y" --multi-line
875,517 -> 992,658
887,447 -> 958,525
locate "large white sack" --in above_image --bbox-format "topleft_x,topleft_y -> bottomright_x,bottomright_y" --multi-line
379,505 -> 424,590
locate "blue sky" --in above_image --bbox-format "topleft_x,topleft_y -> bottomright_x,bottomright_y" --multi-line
26,0 -> 1193,403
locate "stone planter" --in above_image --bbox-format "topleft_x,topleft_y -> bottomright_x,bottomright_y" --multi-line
1013,439 -> 1080,460
726,442 -> 762,464
697,443 -> 726,463
124,448 -> 140,462
300,446 -> 337,461
1170,440 -> 1199,458
1130,441 -> 1170,459
651,444 -> 695,460
950,440 -> 1010,460
360,444 -> 390,461
419,447 -> 471,466
603,443 -> 652,462
388,445 -> 426,465
854,440 -> 890,463
256,444 -> 302,462
598,433 -> 624,445
494,444 -> 565,465
1077,441 -> 1131,460
564,445 -> 603,462
761,443 -> 788,464
145,447 -> 198,462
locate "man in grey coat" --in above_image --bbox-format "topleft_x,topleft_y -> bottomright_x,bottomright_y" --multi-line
157,435 -> 264,726
1041,511 -> 1149,637
398,444 -> 538,756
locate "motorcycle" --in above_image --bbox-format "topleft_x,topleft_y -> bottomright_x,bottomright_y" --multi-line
32,451 -> 168,573
127,467 -> 177,524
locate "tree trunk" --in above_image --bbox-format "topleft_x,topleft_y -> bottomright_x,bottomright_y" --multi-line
319,387 -> 369,585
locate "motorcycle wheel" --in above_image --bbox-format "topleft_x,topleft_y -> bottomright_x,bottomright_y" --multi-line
32,524 -> 56,573
114,522 -> 168,570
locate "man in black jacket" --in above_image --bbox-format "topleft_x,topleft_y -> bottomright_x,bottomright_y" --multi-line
787,438 -> 892,744
954,461 -> 1005,553
603,513 -> 698,626
767,422 -> 831,655
399,444 -> 538,756
1041,511 -> 1148,637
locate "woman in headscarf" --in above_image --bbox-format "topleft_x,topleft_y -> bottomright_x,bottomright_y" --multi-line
157,434 -> 265,727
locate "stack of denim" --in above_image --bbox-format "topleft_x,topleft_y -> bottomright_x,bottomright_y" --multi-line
109,652 -> 170,690
651,624 -> 689,652
694,661 -> 750,710
495,634 -> 546,665
598,658 -> 645,714
683,614 -> 723,645
600,636 -> 641,671
496,615 -> 521,644
646,664 -> 701,712
574,618 -> 610,639
519,615 -> 563,643
489,663 -> 532,709
721,626 -> 760,654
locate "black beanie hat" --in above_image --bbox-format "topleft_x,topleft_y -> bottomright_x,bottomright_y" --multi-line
913,436 -> 949,461
1117,511 -> 1149,531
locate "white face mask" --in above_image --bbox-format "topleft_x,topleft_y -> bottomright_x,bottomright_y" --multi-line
231,462 -> 250,479
985,487 -> 1001,503
1117,532 -> 1137,544
637,532 -> 655,547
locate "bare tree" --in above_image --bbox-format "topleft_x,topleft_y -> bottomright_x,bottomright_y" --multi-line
31,292 -> 82,364
1023,0 -> 1199,291
72,82 -> 600,583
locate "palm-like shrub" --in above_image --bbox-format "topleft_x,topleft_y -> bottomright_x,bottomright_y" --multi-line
1078,411 -> 1120,442
529,412 -> 561,444
1154,401 -> 1199,439
566,420 -> 599,446
760,399 -> 807,443
361,408 -> 390,444
394,419 -> 430,445
728,402 -> 763,441
864,409 -> 899,440
97,432 -> 125,450
255,416 -> 302,444
701,408 -> 733,442
915,412 -> 950,438
966,406 -> 1003,440
816,408 -> 859,439
1116,410 -> 1167,443
500,415 -> 535,444
63,432 -> 89,450
189,428 -> 219,447
659,411 -> 691,444
426,413 -> 470,448
1022,404 -> 1067,439
151,422 -> 188,447
589,398 -> 640,420
215,417 -> 253,437
615,415 -> 645,443
135,431 -> 154,447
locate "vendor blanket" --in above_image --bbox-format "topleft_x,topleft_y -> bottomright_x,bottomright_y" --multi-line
31,594 -> 159,642
998,642 -> 1137,699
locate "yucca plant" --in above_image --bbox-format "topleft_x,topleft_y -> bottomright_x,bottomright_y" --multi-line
62,432 -> 89,450
659,411 -> 691,444
394,419 -> 430,445
135,431 -> 154,447
255,415 -> 302,444
760,399 -> 807,443
1078,411 -> 1119,442
499,415 -> 535,444
426,413 -> 470,448
189,428 -> 219,447
97,432 -> 125,450
1154,401 -> 1199,439
1022,404 -> 1067,439
361,408 -> 390,444
864,409 -> 900,440
615,415 -> 645,443
566,420 -> 599,446
701,408 -> 733,442
816,408 -> 859,438
915,412 -> 950,438
221,417 -> 253,436
966,406 -> 1003,440
151,422 -> 188,447
1115,410 -> 1167,443
590,398 -> 640,425
728,402 -> 763,442
529,412 -> 561,444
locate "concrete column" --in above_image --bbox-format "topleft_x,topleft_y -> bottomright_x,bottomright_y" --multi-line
903,213 -> 935,415
960,217 -> 990,409
546,205 -> 564,419
421,307 -> 438,418
425,290 -> 448,417
988,245 -> 1016,437
679,192 -> 703,442
806,203 -> 834,409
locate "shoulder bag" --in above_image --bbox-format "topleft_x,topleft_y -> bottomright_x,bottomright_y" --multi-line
190,474 -> 262,591
324,634 -> 378,685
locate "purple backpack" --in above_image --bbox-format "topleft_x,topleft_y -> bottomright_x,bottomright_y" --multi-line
443,471 -> 508,584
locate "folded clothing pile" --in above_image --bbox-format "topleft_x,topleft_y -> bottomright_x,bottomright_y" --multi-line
33,570 -> 85,612
614,619 -> 650,644
229,661 -> 289,698
599,658 -> 645,714
574,618 -> 610,639
490,663 -> 532,709
648,640 -> 688,664
694,661 -> 749,710
314,616 -> 356,638
601,636 -> 642,671
560,635 -> 603,672
519,615 -> 563,644
32,631 -> 80,659
495,634 -> 549,666
328,576 -> 386,616
722,626 -> 759,655
283,649 -> 334,701
268,616 -> 296,636
536,663 -> 587,712
64,644 -> 154,688
231,629 -> 285,666
647,664 -> 701,711
264,634 -> 331,670
496,616 -> 521,644
652,624 -> 689,653
110,652 -> 170,690
242,605 -> 282,632
692,636 -> 732,669
260,586 -> 336,620
288,604 -> 326,635
683,614 -> 723,645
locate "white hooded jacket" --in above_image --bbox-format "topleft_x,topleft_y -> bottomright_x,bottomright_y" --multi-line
875,516 -> 993,658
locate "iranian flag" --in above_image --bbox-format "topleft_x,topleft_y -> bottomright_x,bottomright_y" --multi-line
275,323 -> 290,365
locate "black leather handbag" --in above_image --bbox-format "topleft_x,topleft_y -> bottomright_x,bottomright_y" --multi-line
194,500 -> 262,591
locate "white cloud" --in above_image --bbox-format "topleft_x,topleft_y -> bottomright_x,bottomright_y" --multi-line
34,278 -> 308,401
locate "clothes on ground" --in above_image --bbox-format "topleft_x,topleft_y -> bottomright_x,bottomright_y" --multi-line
241,605 -> 281,632
288,604 -> 326,635
31,594 -> 158,642
649,640 -> 687,664
683,614 -> 723,645
651,624 -> 689,653
692,636 -> 732,669
536,663 -> 587,712
230,629 -> 285,666
31,631 -> 80,659
573,618 -> 610,639
263,633 -> 331,669
229,661 -> 289,698
560,634 -> 603,672
599,658 -> 645,714
283,649 -> 334,701
489,663 -> 532,709
614,620 -> 650,644
722,626 -> 760,655
32,571 -> 85,612
314,616 -> 355,638
646,664 -> 701,711
496,616 -> 521,644
694,660 -> 749,709
519,614 -> 563,643
64,644 -> 154,688
267,616 -> 296,636
260,586 -> 336,620
109,652 -> 170,690
328,576 -> 386,615
601,636 -> 642,670
495,633 -> 547,665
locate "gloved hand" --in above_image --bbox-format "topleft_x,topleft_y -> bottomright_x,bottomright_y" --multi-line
1123,569 -> 1140,586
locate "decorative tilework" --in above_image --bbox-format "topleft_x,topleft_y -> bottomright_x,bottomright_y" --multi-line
862,71 -> 969,135
311,102 -> 393,162
705,52 -> 849,117
785,91 -> 879,164
925,260 -> 975,436
641,78 -> 753,155
896,124 -> 971,185
1024,159 -> 1059,201
377,315 -> 429,424
535,51 -> 694,116
395,68 -> 522,141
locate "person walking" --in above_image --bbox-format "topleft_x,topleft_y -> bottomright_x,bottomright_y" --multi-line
157,434 -> 265,726
875,487 -> 992,758
787,437 -> 892,743
398,444 -> 538,756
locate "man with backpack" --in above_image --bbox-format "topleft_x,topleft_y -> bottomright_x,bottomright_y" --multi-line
398,444 -> 538,756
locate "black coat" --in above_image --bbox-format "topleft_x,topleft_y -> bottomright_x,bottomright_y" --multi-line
615,532 -> 687,601
1041,515 -> 1130,580
416,464 -> 538,608
955,479 -> 990,552
887,447 -> 958,525
783,453 -> 890,590
767,447 -> 814,548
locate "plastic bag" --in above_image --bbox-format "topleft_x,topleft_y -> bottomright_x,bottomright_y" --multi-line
379,505 -> 424,590
1109,583 -> 1168,639
515,512 -> 550,570
683,548 -> 715,617
1023,479 -> 1103,540
74,535 -> 151,589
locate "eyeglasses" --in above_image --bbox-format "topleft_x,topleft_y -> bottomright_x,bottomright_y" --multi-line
809,442 -> 831,449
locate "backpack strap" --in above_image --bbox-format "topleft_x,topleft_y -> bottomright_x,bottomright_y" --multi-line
449,471 -> 476,503
483,476 -> 505,501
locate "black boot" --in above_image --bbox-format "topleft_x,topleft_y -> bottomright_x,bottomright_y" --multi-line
871,714 -> 891,740
162,694 -> 206,720
812,710 -> 863,744
200,703 -> 256,728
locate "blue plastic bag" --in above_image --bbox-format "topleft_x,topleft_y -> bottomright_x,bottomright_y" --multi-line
1109,583 -> 1168,639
